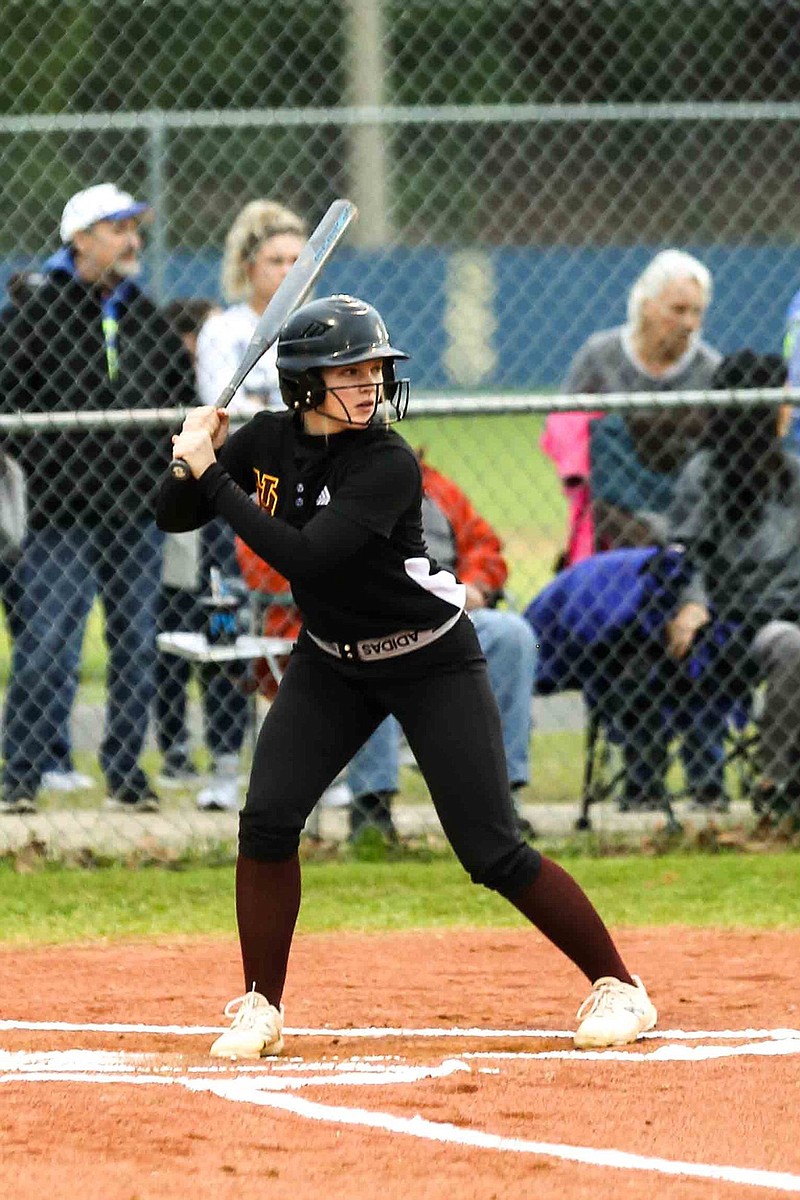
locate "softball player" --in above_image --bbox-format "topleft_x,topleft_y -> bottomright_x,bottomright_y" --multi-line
157,294 -> 656,1056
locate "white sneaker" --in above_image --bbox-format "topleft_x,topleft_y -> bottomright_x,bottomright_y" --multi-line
211,752 -> 245,781
196,774 -> 240,811
320,780 -> 353,808
41,769 -> 94,793
574,975 -> 657,1049
209,990 -> 284,1058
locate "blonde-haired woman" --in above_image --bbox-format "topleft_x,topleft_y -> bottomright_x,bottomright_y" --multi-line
196,200 -> 306,416
188,201 -> 306,810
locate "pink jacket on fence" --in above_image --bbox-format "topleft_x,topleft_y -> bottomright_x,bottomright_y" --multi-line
540,410 -> 602,566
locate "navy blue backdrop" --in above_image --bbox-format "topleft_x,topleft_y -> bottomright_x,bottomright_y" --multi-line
3,245 -> 799,391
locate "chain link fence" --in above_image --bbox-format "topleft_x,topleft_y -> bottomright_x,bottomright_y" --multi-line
1,0 -> 800,855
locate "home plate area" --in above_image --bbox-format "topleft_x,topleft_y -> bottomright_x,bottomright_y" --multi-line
3,1021 -> 800,1196
3,929 -> 800,1198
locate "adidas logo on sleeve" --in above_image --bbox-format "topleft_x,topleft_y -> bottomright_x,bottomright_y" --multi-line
315,486 -> 331,506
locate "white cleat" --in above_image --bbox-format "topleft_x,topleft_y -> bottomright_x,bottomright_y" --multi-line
196,775 -> 240,811
41,770 -> 94,793
574,974 -> 657,1049
209,990 -> 284,1059
320,780 -> 353,808
197,754 -> 241,811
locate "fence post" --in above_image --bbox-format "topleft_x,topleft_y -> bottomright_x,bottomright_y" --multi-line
146,113 -> 168,303
342,0 -> 392,247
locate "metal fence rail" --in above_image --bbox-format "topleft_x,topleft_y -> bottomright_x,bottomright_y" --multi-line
1,389 -> 798,434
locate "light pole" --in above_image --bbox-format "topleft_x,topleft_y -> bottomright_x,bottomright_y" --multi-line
343,0 -> 393,247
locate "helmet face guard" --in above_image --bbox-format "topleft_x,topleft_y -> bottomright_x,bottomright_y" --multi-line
279,362 -> 410,425
379,367 -> 410,423
277,294 -> 411,424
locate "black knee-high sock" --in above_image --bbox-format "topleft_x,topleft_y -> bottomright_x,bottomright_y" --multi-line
510,856 -> 634,985
235,853 -> 301,1008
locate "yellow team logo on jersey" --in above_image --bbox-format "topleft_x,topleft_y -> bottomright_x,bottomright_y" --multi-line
254,469 -> 279,515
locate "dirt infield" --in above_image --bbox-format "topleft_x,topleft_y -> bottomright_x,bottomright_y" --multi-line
1,927 -> 799,1200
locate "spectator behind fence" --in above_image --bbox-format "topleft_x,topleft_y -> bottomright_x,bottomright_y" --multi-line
782,281 -> 800,451
0,182 -> 195,815
0,277 -> 34,696
236,452 -> 540,841
195,199 -> 306,416
667,349 -> 800,818
543,252 -> 724,811
541,249 -> 720,566
178,199 -> 307,810
523,543 -> 740,816
346,454 -> 539,841
154,298 -> 252,810
0,272 -> 93,795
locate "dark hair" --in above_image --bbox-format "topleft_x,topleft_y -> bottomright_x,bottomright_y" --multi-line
163,297 -> 217,338
6,270 -> 46,306
704,350 -> 791,530
710,348 -> 787,392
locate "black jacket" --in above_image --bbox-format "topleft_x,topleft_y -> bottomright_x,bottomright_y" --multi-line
156,412 -> 466,643
0,266 -> 194,527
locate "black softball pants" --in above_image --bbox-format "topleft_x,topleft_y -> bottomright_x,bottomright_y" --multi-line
240,616 -> 541,899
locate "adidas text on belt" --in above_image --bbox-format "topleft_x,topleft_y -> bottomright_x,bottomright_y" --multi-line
308,610 -> 462,662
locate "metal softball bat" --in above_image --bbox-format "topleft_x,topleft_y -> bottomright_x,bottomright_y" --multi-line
170,197 -> 358,480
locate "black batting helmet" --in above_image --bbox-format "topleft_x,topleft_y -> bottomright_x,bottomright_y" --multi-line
276,294 -> 410,421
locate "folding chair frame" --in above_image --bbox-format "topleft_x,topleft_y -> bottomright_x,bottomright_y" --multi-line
575,704 -> 761,834
576,707 -> 682,833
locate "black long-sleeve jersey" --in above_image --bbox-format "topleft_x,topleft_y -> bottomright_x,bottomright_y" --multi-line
155,410 -> 466,643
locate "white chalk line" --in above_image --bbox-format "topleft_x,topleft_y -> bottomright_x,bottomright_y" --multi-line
2,1018 -> 799,1040
0,1050 -> 468,1090
4,1038 -> 799,1076
192,1081 -> 800,1194
1,1055 -> 798,1193
462,1039 -> 800,1063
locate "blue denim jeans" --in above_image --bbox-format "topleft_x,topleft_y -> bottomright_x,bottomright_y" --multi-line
0,558 -> 79,777
347,607 -> 539,798
621,697 -> 728,801
2,521 -> 163,797
618,676 -> 734,796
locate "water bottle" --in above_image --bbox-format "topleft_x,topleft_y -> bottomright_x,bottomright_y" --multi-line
202,567 -> 239,645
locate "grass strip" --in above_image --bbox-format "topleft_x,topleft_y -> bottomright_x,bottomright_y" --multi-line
0,851 -> 797,945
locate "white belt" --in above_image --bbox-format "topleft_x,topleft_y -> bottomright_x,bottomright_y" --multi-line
308,609 -> 462,663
